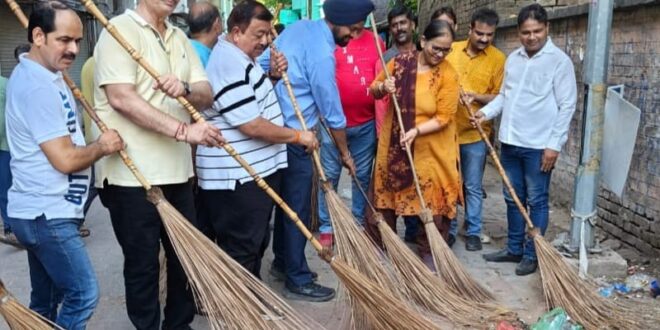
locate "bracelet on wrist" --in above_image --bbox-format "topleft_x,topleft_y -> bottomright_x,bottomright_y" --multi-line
293,130 -> 301,144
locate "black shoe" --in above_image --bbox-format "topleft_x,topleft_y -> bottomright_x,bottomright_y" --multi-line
465,235 -> 482,251
483,249 -> 522,263
515,259 -> 538,276
447,234 -> 456,248
284,282 -> 335,302
269,265 -> 318,282
482,189 -> 487,199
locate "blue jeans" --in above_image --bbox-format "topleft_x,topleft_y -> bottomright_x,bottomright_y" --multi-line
273,144 -> 315,287
317,120 -> 376,233
500,143 -> 551,261
0,150 -> 11,233
450,140 -> 487,237
6,215 -> 99,329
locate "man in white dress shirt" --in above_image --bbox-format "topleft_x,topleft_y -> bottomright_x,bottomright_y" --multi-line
474,4 -> 577,276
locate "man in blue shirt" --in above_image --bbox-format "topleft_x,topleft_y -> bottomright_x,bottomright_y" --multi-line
261,0 -> 373,302
187,1 -> 223,67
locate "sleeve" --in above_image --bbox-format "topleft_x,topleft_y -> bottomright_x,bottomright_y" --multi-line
370,59 -> 394,89
546,56 -> 577,151
213,75 -> 260,126
435,66 -> 459,126
183,36 -> 208,84
308,53 -> 346,129
489,55 -> 505,94
27,87 -> 70,144
94,21 -> 141,87
480,57 -> 509,120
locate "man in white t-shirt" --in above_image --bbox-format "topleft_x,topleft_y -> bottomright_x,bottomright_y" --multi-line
4,2 -> 123,328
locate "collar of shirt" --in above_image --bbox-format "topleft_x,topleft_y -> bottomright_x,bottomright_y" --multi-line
217,36 -> 254,64
18,53 -> 62,83
125,9 -> 175,42
316,19 -> 335,51
514,37 -> 557,59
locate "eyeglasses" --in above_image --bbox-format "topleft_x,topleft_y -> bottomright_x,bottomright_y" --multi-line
430,45 -> 452,55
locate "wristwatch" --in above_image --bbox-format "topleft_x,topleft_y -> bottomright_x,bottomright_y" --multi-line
182,81 -> 191,96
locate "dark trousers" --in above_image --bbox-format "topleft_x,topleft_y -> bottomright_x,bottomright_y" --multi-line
98,181 -> 195,330
272,144 -> 314,287
197,171 -> 282,278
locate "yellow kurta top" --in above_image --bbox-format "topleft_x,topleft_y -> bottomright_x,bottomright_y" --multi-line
371,59 -> 462,218
445,40 -> 505,145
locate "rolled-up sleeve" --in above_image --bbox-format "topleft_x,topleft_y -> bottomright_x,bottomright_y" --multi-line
546,56 -> 577,151
308,53 -> 346,129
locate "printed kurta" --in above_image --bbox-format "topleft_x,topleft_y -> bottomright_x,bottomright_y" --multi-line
371,59 -> 462,218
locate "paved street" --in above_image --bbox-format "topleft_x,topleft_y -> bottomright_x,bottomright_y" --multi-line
1,164 -> 572,329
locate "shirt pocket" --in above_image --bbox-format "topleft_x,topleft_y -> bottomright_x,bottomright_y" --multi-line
528,72 -> 553,97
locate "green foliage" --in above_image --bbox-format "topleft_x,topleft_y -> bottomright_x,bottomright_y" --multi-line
263,0 -> 292,11
388,0 -> 417,12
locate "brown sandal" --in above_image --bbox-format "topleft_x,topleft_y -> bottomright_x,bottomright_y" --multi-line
79,226 -> 91,237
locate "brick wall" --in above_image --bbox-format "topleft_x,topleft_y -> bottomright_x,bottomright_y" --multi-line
416,0 -> 660,254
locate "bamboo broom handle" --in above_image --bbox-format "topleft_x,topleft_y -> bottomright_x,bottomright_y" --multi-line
461,93 -> 535,230
5,0 -> 27,26
268,29 -> 328,183
81,0 -> 328,254
5,0 -> 153,191
318,119 -> 376,213
368,14 -> 428,210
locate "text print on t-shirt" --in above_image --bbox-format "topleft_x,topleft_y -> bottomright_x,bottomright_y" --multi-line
60,90 -> 90,205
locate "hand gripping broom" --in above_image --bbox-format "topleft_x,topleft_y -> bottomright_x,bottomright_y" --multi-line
268,27 -> 415,329
368,14 -> 493,303
0,280 -> 64,330
6,1 -> 320,328
318,120 -> 516,328
460,91 -> 658,329
81,1 -> 441,328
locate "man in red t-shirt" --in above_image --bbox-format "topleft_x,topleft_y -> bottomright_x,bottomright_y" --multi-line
317,27 -> 385,247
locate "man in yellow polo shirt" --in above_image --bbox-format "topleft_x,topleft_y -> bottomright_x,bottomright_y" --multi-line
92,0 -> 224,328
446,8 -> 505,251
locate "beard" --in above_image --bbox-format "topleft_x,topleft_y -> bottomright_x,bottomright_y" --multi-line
331,26 -> 351,47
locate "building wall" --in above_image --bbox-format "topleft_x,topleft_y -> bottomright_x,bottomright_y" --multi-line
418,0 -> 660,254
0,4 -> 92,86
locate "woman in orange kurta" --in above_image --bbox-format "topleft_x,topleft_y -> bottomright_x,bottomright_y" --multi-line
367,20 -> 461,263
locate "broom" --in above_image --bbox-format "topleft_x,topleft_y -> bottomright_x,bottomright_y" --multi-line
0,280 -> 64,330
268,28 -> 413,329
7,2 -> 321,329
460,89 -> 651,329
81,2 -> 443,328
318,120 -> 516,327
368,14 -> 493,302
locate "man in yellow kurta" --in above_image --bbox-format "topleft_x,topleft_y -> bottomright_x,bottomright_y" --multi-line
445,8 -> 505,251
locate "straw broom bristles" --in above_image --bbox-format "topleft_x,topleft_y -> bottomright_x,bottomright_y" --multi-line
376,215 -> 515,328
368,14 -> 494,303
422,210 -> 494,303
0,280 -> 63,330
81,1 -> 447,327
147,189 -> 319,330
459,97 -> 660,329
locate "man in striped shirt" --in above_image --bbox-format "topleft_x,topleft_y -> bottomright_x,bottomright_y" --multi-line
196,1 -> 317,279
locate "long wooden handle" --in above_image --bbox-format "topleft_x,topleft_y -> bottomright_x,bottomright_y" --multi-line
5,0 -> 153,190
368,14 -> 428,210
269,29 -> 328,183
461,92 -> 535,229
82,0 -> 326,253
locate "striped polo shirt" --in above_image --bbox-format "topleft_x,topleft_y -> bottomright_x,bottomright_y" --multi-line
196,37 -> 287,190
